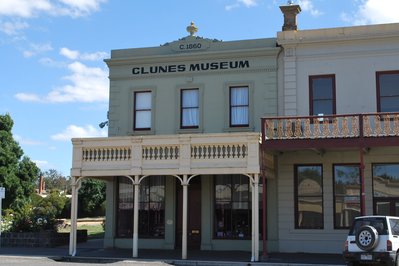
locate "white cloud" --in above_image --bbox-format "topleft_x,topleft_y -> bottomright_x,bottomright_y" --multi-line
39,57 -> 66,68
23,42 -> 53,58
14,135 -> 44,145
298,0 -> 322,17
60,47 -> 108,61
0,20 -> 29,35
60,47 -> 79,60
14,93 -> 42,102
0,0 -> 52,18
15,60 -> 109,103
0,0 -> 106,18
226,0 -> 258,10
350,0 -> 399,25
33,160 -> 50,168
51,124 -> 107,141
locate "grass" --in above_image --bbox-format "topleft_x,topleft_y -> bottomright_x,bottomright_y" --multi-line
58,219 -> 105,239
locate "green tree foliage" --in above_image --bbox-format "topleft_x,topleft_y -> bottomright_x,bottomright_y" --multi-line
78,179 -> 106,217
0,113 -> 39,209
42,169 -> 70,193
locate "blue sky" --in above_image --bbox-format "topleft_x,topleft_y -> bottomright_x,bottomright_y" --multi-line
1,0 -> 398,177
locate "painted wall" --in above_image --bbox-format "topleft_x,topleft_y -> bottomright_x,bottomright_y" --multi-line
277,23 -> 399,117
105,38 -> 280,137
277,148 -> 399,253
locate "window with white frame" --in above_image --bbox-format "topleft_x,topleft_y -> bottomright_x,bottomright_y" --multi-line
230,86 -> 249,127
181,88 -> 199,128
134,91 -> 152,130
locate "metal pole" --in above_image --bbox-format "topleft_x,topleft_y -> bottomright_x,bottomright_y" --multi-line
69,177 -> 79,256
254,174 -> 259,262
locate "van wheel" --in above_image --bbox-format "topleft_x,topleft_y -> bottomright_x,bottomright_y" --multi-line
355,225 -> 379,251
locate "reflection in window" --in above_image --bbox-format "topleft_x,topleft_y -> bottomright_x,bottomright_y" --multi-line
215,175 -> 251,239
295,165 -> 323,229
117,176 -> 165,238
334,164 -> 361,229
373,164 -> 399,197
373,164 -> 399,216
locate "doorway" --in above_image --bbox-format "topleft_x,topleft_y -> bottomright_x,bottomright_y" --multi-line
176,177 -> 201,249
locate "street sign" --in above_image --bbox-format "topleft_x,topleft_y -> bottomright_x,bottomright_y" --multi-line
0,187 -> 4,199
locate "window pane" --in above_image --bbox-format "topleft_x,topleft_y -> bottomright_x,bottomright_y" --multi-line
380,97 -> 399,112
379,73 -> 399,96
313,100 -> 333,115
378,72 -> 399,112
117,176 -> 165,238
295,165 -> 323,229
297,166 -> 322,196
230,87 -> 249,126
297,197 -> 323,228
231,106 -> 249,125
312,78 -> 333,99
182,90 -> 198,108
136,92 -> 151,109
373,164 -> 399,197
181,89 -> 199,128
232,175 -> 249,202
310,75 -> 335,115
136,111 -> 151,128
334,165 -> 361,228
214,175 -> 251,239
231,87 -> 248,105
215,176 -> 232,201
376,202 -> 390,215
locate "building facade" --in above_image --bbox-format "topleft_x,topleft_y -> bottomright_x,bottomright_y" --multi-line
69,4 -> 399,259
262,5 -> 399,253
69,22 -> 280,261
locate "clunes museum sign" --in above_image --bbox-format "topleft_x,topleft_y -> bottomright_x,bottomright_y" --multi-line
132,60 -> 250,75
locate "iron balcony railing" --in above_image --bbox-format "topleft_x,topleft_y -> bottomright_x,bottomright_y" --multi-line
261,112 -> 399,150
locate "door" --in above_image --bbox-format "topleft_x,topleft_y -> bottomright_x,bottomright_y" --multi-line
176,178 -> 201,249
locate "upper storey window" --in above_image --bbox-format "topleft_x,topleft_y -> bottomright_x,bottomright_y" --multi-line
134,91 -> 152,130
181,89 -> 199,128
230,86 -> 249,127
377,71 -> 399,112
309,75 -> 336,116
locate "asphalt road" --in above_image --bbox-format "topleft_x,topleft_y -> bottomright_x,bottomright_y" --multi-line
0,256 -> 171,266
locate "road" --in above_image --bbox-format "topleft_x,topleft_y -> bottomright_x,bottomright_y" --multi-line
0,256 -> 171,266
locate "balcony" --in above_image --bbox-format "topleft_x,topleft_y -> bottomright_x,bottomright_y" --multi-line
71,132 -> 261,177
261,112 -> 399,151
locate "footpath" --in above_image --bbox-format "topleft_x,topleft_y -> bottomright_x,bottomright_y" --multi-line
0,239 -> 346,266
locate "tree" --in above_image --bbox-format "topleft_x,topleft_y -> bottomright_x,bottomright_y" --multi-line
42,169 -> 70,193
0,113 -> 40,208
78,179 -> 106,217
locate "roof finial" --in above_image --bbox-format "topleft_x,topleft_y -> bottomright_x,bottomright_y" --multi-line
287,0 -> 294,5
186,22 -> 198,36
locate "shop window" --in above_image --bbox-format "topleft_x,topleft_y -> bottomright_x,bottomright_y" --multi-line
309,75 -> 336,116
230,86 -> 249,127
333,164 -> 361,229
116,176 -> 165,238
376,71 -> 399,112
214,175 -> 251,239
294,165 -> 323,229
134,91 -> 152,130
373,164 -> 399,216
181,89 -> 199,128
